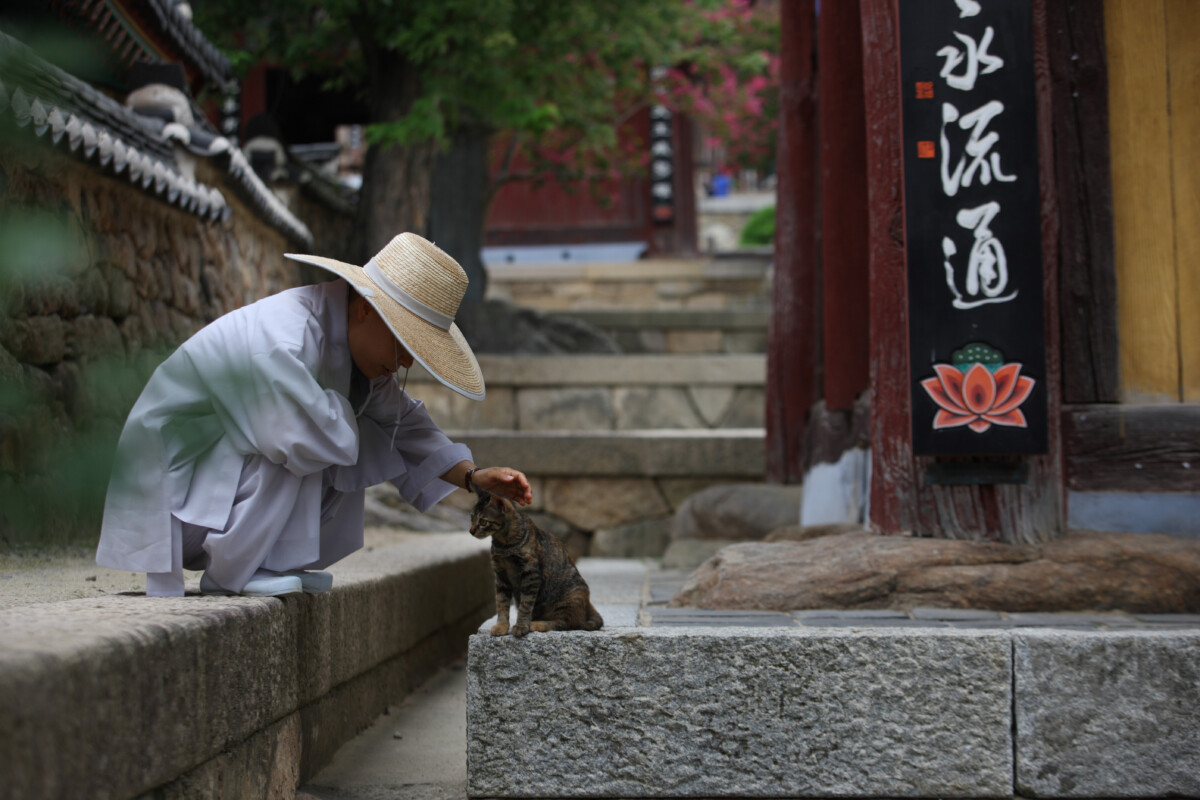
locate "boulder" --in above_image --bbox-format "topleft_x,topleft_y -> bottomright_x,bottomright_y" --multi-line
673,483 -> 802,542
592,516 -> 673,558
662,539 -> 737,570
459,298 -> 620,355
764,522 -> 865,542
670,530 -> 1200,612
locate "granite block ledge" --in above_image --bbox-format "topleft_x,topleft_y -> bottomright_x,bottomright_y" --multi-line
468,606 -> 1200,799
467,627 -> 1014,798
1015,630 -> 1200,798
0,533 -> 492,800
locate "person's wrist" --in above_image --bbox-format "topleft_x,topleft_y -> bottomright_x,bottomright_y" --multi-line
465,466 -> 482,492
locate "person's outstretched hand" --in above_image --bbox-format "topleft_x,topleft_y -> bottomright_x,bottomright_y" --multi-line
472,467 -> 533,506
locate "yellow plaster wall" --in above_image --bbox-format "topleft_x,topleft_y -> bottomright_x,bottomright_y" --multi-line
1105,0 -> 1200,403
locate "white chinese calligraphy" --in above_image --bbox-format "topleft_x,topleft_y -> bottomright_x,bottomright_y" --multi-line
942,201 -> 1017,309
940,100 -> 1017,196
937,26 -> 1003,91
954,0 -> 981,19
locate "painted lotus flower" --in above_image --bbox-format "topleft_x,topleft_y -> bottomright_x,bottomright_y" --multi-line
920,361 -> 1035,434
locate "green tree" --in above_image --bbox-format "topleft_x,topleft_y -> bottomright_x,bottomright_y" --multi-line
197,1 -> 703,301
660,0 -> 780,176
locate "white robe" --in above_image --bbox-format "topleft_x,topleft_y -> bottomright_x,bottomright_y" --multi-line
96,279 -> 472,596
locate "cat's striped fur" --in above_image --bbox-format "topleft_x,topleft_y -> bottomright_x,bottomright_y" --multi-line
469,489 -> 603,637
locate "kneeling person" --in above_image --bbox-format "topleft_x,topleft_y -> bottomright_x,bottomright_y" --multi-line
97,233 -> 530,597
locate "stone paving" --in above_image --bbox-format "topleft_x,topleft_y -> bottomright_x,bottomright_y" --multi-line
639,565 -> 1200,630
480,559 -> 1200,635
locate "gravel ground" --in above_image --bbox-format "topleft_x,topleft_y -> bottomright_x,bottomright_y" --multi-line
0,546 -> 153,611
0,527 -> 447,612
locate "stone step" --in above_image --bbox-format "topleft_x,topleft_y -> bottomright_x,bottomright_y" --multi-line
413,354 -> 766,387
561,309 -> 768,354
409,354 -> 766,432
565,309 -> 769,331
466,560 -> 1200,799
486,256 -> 771,314
447,429 -> 765,478
0,533 -> 493,799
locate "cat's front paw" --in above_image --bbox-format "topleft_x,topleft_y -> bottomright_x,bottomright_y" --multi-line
489,622 -> 510,637
510,622 -> 531,638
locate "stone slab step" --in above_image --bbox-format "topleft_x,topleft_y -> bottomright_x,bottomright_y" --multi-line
564,308 -> 769,330
411,356 -> 766,432
467,560 -> 1200,799
468,628 -> 1016,798
561,310 -> 769,355
486,257 -> 770,284
0,533 -> 493,800
409,354 -> 765,387
487,256 -> 771,314
447,429 -> 765,478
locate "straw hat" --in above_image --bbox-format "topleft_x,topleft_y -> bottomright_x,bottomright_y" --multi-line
284,233 -> 485,400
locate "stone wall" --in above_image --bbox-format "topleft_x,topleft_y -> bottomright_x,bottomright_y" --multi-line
485,257 -> 771,314
0,142 -> 312,548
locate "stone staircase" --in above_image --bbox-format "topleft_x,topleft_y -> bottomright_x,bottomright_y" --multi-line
413,254 -> 774,558
410,353 -> 766,558
484,253 -> 772,315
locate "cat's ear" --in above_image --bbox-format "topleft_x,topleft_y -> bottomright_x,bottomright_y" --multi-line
490,494 -> 513,512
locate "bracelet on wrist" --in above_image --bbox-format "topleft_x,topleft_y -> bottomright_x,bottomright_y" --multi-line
465,466 -> 481,493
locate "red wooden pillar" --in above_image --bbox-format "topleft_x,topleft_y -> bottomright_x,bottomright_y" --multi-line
766,0 -> 818,484
861,0 -> 915,530
819,0 -> 871,411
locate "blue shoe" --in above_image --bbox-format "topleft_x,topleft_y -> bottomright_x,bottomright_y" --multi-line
200,570 -> 303,597
284,570 -> 334,594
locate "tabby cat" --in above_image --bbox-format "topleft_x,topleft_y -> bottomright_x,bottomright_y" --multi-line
469,487 -> 603,637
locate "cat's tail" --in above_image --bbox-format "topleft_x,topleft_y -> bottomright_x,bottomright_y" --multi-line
584,603 -> 604,631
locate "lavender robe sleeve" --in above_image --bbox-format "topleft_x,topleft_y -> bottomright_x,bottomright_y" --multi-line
204,342 -> 362,477
329,373 -> 472,511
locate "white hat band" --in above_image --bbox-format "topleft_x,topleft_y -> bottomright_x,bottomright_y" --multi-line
364,258 -> 454,330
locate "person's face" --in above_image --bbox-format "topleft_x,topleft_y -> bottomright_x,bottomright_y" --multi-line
347,297 -> 415,379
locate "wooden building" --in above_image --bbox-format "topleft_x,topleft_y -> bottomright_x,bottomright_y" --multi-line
239,66 -> 699,259
768,0 -> 1198,541
485,107 -> 698,258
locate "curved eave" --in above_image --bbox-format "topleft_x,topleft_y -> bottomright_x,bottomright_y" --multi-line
0,31 -> 313,248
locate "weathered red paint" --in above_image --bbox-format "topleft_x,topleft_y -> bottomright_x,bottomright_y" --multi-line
819,0 -> 871,411
766,0 -> 818,484
1029,0 -> 1065,538
485,108 -> 696,256
861,0 -> 915,531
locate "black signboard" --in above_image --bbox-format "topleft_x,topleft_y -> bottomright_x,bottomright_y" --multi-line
899,0 -> 1047,455
649,104 -> 675,223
